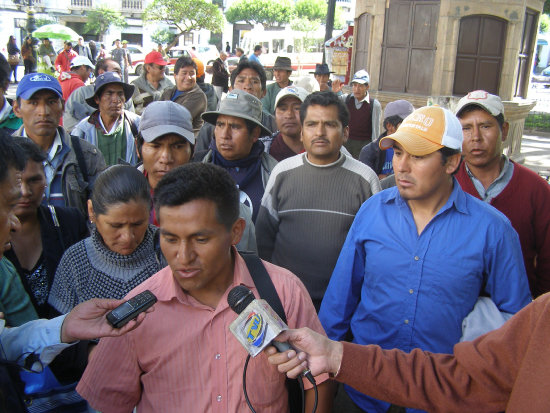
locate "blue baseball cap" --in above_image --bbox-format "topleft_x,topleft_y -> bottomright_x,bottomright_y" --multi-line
16,73 -> 63,100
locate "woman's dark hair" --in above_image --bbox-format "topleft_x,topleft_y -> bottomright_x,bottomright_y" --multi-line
91,165 -> 151,216
0,130 -> 25,183
174,56 -> 197,76
300,91 -> 350,128
10,137 -> 47,164
154,163 -> 239,230
383,114 -> 404,130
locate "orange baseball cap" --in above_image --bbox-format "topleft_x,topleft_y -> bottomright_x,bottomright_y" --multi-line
379,106 -> 463,156
192,58 -> 205,78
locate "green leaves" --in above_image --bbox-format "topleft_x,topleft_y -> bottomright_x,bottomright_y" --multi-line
144,0 -> 224,34
225,0 -> 294,28
84,6 -> 127,36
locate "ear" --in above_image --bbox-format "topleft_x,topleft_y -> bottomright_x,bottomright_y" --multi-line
12,99 -> 22,119
261,89 -> 266,98
230,217 -> 246,246
94,95 -> 100,106
501,121 -> 509,143
87,199 -> 95,222
251,125 -> 261,142
365,84 -> 370,91
445,153 -> 462,175
342,126 -> 349,144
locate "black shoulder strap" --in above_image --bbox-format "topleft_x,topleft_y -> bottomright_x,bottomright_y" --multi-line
70,135 -> 89,183
240,252 -> 287,324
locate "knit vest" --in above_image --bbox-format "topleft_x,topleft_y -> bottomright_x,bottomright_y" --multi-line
346,96 -> 372,142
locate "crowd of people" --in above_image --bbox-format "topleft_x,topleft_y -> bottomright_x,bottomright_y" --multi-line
0,37 -> 549,413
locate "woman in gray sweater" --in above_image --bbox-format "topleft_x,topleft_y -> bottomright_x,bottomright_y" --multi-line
49,165 -> 162,313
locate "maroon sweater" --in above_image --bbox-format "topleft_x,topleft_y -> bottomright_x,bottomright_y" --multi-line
346,97 -> 372,142
337,293 -> 550,412
456,161 -> 550,297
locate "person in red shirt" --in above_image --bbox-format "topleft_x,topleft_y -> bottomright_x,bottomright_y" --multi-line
54,42 -> 78,73
59,55 -> 94,101
454,90 -> 550,298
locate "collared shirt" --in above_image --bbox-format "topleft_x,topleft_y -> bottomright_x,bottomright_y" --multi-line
465,155 -> 514,202
319,180 -> 531,413
77,249 -> 328,413
353,91 -> 369,109
1,315 -> 72,367
22,128 -> 68,207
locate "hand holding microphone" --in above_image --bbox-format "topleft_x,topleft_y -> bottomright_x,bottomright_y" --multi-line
227,285 -> 314,382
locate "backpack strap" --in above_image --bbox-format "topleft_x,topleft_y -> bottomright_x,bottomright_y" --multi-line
239,252 -> 287,324
70,135 -> 89,183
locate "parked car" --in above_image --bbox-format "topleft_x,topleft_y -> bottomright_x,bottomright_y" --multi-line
164,46 -> 198,74
532,66 -> 550,88
109,44 -> 147,76
191,44 -> 219,65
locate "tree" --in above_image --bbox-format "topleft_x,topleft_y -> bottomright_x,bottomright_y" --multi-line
294,0 -> 326,22
540,14 -> 550,34
151,28 -> 176,46
35,17 -> 57,28
85,6 -> 127,42
225,0 -> 294,28
144,0 -> 224,49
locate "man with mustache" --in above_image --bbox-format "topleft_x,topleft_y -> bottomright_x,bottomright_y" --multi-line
255,91 -> 380,311
454,91 -> 550,298
12,73 -> 106,216
72,72 -> 139,166
318,105 -> 531,413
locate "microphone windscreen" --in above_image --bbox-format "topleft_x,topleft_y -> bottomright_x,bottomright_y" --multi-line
228,285 -> 255,314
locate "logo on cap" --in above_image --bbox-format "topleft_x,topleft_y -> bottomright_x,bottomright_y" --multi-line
465,90 -> 489,101
29,74 -> 53,82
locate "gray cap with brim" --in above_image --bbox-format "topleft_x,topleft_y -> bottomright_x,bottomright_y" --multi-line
139,101 -> 195,145
201,89 -> 272,136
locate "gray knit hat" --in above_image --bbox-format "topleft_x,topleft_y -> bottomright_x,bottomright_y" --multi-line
201,89 -> 271,136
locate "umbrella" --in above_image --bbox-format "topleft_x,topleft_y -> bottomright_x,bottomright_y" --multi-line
33,24 -> 80,41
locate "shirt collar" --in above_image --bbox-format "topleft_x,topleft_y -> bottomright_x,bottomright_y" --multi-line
47,131 -> 63,162
153,247 -> 256,308
355,91 -> 370,104
383,177 -> 468,216
464,155 -> 513,201
98,114 -> 123,135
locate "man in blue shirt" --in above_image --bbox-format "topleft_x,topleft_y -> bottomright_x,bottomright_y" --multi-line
319,105 -> 532,413
248,45 -> 262,65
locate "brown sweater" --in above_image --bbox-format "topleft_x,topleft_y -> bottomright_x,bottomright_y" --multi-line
160,83 -> 207,134
337,293 -> 549,412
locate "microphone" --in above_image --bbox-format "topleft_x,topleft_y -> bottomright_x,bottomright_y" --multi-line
228,285 -> 314,381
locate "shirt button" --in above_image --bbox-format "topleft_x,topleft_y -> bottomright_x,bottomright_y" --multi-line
217,395 -> 222,402
409,289 -> 414,294
414,256 -> 419,261
404,319 -> 409,324
215,353 -> 221,360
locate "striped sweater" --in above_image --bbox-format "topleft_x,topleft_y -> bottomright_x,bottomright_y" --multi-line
255,152 -> 380,310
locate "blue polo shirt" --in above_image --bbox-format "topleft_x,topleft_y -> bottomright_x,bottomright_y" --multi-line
319,179 -> 531,413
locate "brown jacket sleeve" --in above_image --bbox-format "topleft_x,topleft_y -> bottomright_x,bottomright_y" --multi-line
336,295 -> 549,413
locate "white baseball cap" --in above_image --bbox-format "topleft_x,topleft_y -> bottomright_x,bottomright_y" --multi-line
274,86 -> 310,108
455,90 -> 504,117
70,56 -> 94,69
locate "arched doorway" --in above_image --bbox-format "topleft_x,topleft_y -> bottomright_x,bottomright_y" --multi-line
453,15 -> 507,96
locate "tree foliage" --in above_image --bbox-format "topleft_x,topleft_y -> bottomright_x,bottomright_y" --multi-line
225,0 -> 294,28
150,28 -> 176,45
545,0 -> 550,14
35,17 -> 57,28
294,0 -> 327,22
144,0 -> 224,48
84,6 -> 127,38
540,14 -> 550,34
